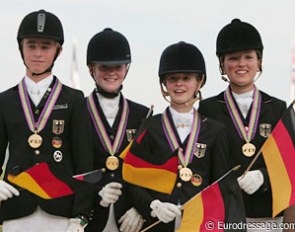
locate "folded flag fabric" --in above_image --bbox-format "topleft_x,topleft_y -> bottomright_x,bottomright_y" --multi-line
176,166 -> 239,232
261,102 -> 295,217
119,140 -> 133,160
177,182 -> 224,232
123,145 -> 178,194
122,105 -> 178,194
8,162 -> 93,199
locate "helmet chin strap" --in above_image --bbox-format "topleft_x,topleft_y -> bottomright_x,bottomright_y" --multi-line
221,75 -> 230,83
92,63 -> 129,98
31,64 -> 53,76
95,84 -> 122,98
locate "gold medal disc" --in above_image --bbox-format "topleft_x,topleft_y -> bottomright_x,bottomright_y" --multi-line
242,143 -> 256,157
106,156 -> 119,171
179,167 -> 193,182
28,133 -> 43,148
191,174 -> 203,187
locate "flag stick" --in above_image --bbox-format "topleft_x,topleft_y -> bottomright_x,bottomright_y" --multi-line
241,149 -> 263,178
140,220 -> 161,232
146,104 -> 154,119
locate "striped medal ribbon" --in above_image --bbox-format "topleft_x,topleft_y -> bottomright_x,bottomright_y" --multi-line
162,108 -> 201,182
87,92 -> 129,170
224,86 -> 261,157
18,78 -> 62,149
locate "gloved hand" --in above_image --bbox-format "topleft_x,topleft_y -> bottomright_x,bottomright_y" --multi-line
237,170 -> 264,195
98,182 -> 122,207
66,218 -> 86,232
0,180 -> 20,202
118,207 -> 144,232
150,200 -> 181,223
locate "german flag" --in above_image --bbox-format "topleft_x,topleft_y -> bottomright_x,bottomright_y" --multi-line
122,106 -> 178,194
177,182 -> 224,232
176,167 -> 239,232
261,102 -> 295,217
123,146 -> 178,194
8,162 -> 91,199
122,124 -> 178,194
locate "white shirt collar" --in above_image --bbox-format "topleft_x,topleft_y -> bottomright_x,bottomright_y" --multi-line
232,89 -> 254,118
24,75 -> 54,106
96,92 -> 120,127
169,107 -> 194,143
24,75 -> 53,90
232,89 -> 254,100
169,106 -> 194,127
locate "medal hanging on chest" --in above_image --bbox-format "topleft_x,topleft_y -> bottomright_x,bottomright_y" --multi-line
179,165 -> 193,182
18,78 -> 62,149
224,87 -> 261,157
28,131 -> 43,148
105,156 -> 119,171
162,108 -> 201,183
87,93 -> 129,171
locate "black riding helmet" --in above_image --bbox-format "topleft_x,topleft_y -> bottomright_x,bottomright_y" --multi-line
87,28 -> 131,65
216,19 -> 263,57
17,9 -> 64,46
159,41 -> 206,87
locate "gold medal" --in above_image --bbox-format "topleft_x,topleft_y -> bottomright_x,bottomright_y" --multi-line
191,174 -> 202,187
106,156 -> 119,171
28,133 -> 43,148
242,142 -> 256,157
179,167 -> 193,182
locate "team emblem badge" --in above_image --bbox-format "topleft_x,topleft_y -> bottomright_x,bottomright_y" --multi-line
52,120 -> 64,135
259,123 -> 271,138
194,143 -> 206,158
53,150 -> 63,162
52,137 -> 62,149
191,174 -> 203,187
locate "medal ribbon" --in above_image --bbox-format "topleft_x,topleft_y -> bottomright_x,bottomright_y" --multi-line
162,108 -> 201,167
18,78 -> 62,133
224,86 -> 261,142
87,92 -> 129,155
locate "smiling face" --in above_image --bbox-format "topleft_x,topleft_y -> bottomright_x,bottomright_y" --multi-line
90,64 -> 128,93
22,37 -> 61,82
222,50 -> 261,93
164,73 -> 202,112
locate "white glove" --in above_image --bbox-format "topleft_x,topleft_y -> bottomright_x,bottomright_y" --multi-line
237,170 -> 264,195
118,207 -> 144,232
150,200 -> 181,223
66,218 -> 85,232
0,180 -> 20,202
98,182 -> 122,207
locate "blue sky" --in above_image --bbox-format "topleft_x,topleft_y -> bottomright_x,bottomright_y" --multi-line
1,0 -> 295,113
